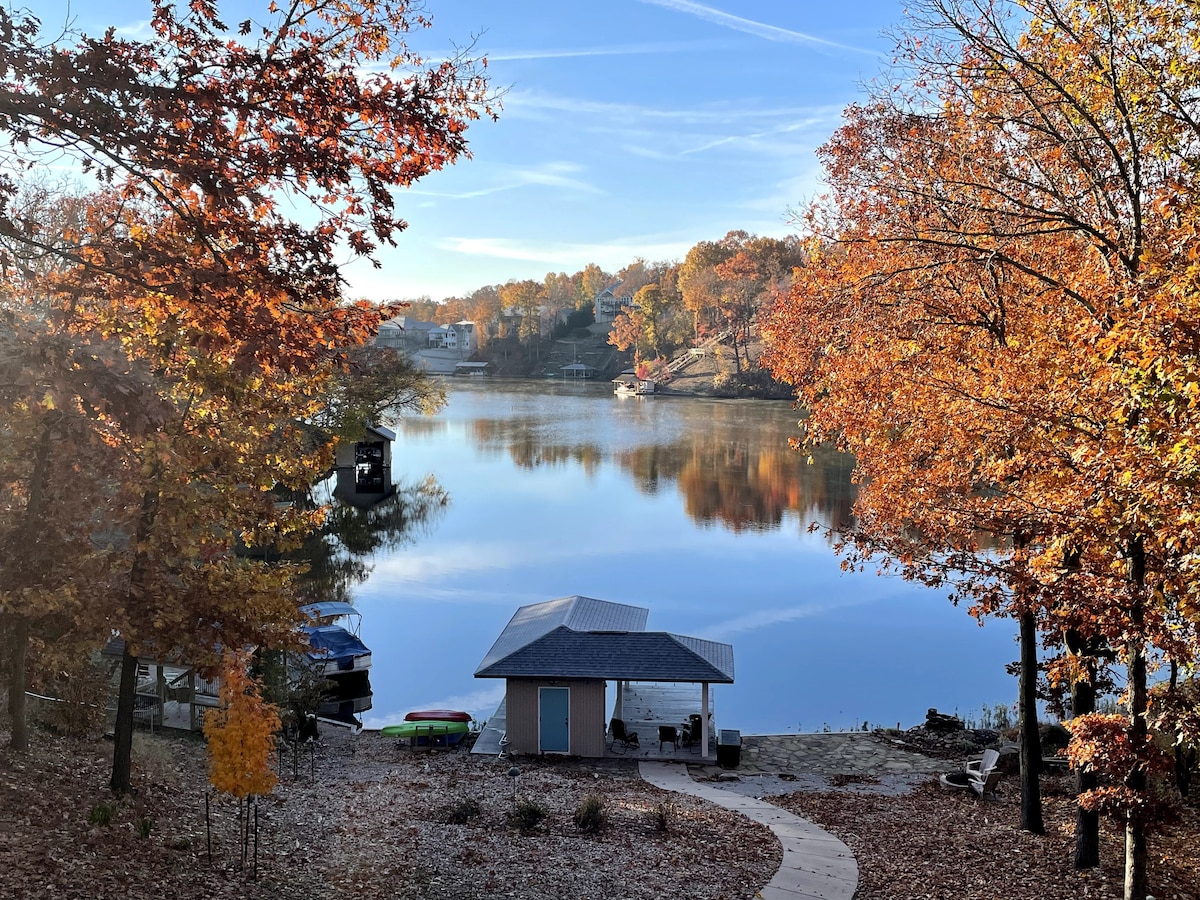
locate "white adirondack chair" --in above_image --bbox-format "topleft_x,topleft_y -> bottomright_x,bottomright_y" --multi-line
965,748 -> 1002,797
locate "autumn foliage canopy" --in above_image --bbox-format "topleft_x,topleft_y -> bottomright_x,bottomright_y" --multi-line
761,0 -> 1200,893
0,0 -> 493,788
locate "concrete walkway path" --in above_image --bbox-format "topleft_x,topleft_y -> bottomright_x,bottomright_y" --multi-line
639,761 -> 857,900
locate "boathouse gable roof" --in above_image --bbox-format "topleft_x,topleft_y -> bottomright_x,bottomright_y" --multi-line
474,595 -> 732,683
474,595 -> 648,674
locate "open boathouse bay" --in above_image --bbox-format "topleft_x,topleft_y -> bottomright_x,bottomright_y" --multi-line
354,379 -> 1018,736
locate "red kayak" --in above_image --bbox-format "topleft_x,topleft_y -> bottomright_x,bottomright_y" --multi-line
404,709 -> 471,723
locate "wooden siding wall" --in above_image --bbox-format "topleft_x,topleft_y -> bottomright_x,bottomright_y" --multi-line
506,678 -> 607,757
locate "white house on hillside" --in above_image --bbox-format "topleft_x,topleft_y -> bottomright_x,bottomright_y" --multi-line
594,283 -> 633,323
428,321 -> 476,352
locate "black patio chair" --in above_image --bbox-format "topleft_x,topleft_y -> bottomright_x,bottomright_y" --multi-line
610,718 -> 639,754
658,724 -> 680,752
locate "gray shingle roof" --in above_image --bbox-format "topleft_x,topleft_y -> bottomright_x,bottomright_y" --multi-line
474,596 -> 733,683
475,596 -> 648,674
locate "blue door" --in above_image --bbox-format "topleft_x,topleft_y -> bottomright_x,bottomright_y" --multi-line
539,687 -> 570,753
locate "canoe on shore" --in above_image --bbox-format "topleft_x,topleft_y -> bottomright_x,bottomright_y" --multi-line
403,709 -> 472,723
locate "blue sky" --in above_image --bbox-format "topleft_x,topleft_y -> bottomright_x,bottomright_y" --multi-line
45,0 -> 906,302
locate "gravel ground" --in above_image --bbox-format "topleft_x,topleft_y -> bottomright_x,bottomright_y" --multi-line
297,730 -> 782,900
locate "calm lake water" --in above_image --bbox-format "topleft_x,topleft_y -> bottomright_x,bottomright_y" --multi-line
352,379 -> 1019,735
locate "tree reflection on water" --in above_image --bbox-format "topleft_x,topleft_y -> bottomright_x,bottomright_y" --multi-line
464,395 -> 856,536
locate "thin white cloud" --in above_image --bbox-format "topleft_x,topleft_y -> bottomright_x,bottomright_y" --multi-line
697,596 -> 872,641
678,116 -> 837,156
638,0 -> 881,56
366,526 -> 656,585
112,20 -> 157,40
505,88 -> 836,126
487,41 -> 715,61
437,235 -> 696,269
406,161 -> 601,200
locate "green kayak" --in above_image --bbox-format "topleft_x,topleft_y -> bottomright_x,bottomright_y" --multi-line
382,719 -> 470,744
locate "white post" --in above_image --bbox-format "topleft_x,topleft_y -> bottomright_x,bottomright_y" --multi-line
701,682 -> 710,759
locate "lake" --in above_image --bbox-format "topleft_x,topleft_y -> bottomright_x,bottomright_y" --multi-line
351,378 -> 1019,735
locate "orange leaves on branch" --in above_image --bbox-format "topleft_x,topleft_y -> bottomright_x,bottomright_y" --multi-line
203,651 -> 280,799
1065,712 -> 1176,828
0,0 -> 497,306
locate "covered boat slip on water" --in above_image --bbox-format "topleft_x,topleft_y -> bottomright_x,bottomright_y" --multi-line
304,625 -> 372,675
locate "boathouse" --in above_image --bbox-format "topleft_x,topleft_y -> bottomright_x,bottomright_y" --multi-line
332,423 -> 396,508
473,596 -> 734,758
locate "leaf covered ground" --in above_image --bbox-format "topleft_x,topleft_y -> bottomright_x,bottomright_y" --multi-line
4,727 -> 1199,899
0,728 -> 779,900
775,772 -> 1200,900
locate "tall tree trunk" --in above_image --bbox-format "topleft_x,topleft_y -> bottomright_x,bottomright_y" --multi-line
1065,628 -> 1099,868
1018,608 -> 1044,834
110,648 -> 138,793
110,487 -> 159,793
7,616 -> 29,752
1124,538 -> 1148,900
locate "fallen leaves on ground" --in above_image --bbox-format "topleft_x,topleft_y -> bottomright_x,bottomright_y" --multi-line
0,729 -> 780,899
774,773 -> 1200,900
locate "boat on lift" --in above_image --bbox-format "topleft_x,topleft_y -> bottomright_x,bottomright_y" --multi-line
300,601 -> 372,677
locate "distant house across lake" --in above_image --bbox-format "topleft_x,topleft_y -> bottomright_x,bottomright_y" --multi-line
594,282 -> 633,324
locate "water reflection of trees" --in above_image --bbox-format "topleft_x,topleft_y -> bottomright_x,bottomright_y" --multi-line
617,438 -> 855,534
288,474 -> 449,605
470,418 -> 605,476
463,405 -> 856,534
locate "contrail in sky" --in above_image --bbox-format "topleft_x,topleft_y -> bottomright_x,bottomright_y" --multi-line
637,0 -> 881,56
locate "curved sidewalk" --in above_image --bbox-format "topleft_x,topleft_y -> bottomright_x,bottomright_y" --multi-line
639,761 -> 857,900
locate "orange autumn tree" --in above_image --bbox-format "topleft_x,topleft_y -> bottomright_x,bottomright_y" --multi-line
0,186 -> 175,754
763,0 -> 1200,894
0,0 -> 495,792
204,651 -> 280,800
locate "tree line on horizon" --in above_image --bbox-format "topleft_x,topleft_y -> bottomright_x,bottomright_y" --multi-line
391,230 -> 805,380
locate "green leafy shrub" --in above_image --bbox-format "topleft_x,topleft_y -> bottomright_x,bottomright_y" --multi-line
573,794 -> 608,834
137,817 -> 154,839
439,795 -> 482,825
508,799 -> 548,833
89,801 -> 116,827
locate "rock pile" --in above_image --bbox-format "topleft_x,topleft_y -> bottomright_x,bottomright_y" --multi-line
878,711 -> 1002,761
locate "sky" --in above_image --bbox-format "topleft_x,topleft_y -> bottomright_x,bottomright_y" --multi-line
41,0 -> 908,302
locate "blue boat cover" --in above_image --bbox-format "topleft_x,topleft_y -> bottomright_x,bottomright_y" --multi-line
306,626 -> 370,666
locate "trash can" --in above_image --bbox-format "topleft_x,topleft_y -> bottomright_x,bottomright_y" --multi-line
716,729 -> 741,769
